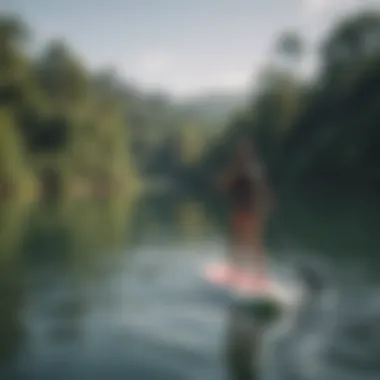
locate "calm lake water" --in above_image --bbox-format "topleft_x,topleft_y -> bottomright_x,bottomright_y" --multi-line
0,191 -> 379,380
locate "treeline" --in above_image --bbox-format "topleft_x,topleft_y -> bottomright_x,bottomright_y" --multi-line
189,10 -> 380,195
0,15 -> 137,199
0,15 -> 215,200
5,10 -> 377,201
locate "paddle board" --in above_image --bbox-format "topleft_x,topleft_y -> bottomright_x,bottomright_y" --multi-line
203,261 -> 296,309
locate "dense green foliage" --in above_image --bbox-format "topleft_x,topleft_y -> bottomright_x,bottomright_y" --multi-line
191,11 -> 380,194
0,16 -> 138,198
0,15 -> 227,199
1,10 -> 379,200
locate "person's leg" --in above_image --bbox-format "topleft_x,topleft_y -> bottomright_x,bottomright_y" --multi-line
226,211 -> 254,263
235,213 -> 269,290
250,214 -> 268,287
205,213 -> 239,284
217,211 -> 248,283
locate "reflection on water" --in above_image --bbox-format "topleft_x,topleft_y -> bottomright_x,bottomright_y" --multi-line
225,303 -> 268,380
0,192 -> 379,379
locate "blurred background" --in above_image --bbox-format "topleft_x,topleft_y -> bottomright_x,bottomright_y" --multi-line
0,0 -> 380,379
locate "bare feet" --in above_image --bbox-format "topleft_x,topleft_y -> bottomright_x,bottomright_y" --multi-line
206,262 -> 269,295
232,269 -> 269,294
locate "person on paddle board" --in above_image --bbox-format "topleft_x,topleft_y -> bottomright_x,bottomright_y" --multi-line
214,139 -> 274,290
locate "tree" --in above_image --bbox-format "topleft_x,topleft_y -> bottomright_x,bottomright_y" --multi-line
0,110 -> 30,190
322,11 -> 380,69
0,15 -> 31,108
273,31 -> 305,72
36,40 -> 90,115
193,10 -> 380,192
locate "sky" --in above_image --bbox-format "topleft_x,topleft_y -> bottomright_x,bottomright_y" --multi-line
1,0 -> 378,96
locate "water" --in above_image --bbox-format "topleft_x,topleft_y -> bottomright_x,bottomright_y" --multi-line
0,192 -> 379,380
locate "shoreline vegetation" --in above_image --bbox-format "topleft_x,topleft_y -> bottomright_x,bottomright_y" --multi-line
0,14 -> 199,203
180,10 -> 380,196
1,9 -> 380,204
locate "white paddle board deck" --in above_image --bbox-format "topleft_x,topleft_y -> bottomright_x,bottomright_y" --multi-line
203,261 -> 299,309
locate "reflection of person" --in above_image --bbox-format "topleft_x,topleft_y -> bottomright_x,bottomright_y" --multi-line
225,304 -> 263,380
225,297 -> 284,380
215,139 -> 274,291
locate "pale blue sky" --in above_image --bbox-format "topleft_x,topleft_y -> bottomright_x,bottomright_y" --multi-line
1,0 -> 377,96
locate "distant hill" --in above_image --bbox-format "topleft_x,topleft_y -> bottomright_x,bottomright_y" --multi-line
175,91 -> 247,127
